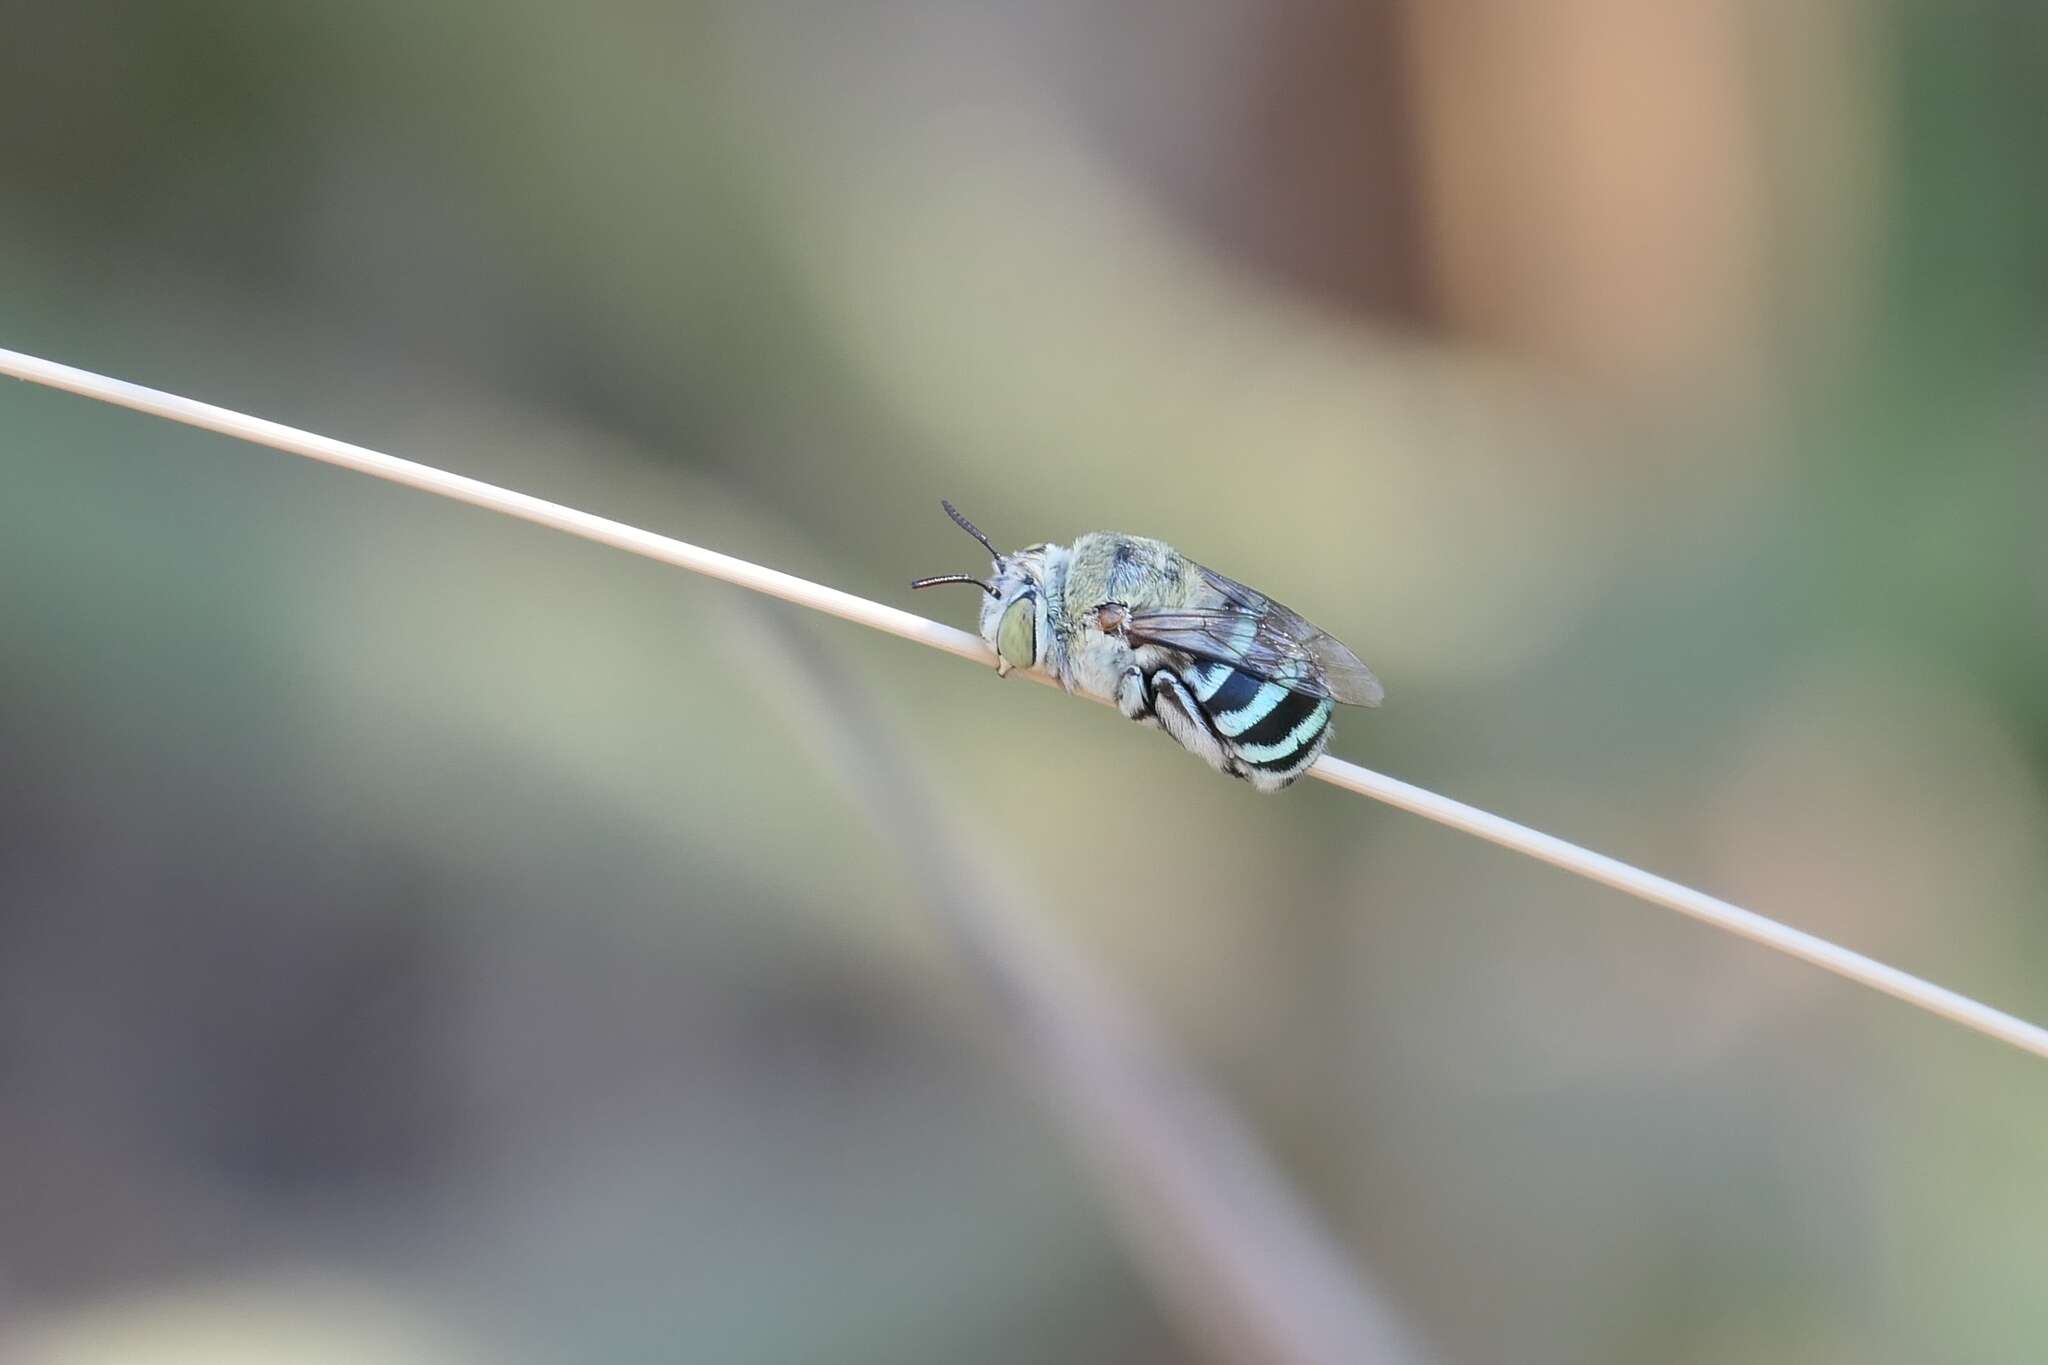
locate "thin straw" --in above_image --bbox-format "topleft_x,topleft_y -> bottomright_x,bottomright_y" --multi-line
6,345 -> 2045,1061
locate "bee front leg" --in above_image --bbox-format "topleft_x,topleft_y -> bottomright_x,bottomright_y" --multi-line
1114,666 -> 1154,721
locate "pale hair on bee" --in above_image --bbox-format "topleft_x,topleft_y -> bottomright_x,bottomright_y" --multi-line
912,500 -> 1382,792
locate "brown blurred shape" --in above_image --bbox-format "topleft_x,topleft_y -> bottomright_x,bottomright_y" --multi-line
1401,0 -> 1766,389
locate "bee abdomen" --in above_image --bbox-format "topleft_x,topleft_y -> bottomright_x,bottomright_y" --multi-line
1185,662 -> 1334,786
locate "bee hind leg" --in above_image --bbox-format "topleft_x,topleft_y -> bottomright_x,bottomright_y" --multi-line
1146,668 -> 1235,778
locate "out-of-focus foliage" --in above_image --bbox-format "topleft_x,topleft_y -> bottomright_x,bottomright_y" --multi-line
2,3 -> 2043,1362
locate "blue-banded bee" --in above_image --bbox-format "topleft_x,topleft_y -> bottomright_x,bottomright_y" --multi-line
912,501 -> 1382,791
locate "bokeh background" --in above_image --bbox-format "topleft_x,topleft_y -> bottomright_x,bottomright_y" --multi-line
4,3 -> 2046,1362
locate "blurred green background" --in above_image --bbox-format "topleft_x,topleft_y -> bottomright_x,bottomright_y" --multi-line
3,3 -> 2045,1362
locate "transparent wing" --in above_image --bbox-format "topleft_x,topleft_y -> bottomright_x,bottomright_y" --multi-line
1124,566 -> 1383,706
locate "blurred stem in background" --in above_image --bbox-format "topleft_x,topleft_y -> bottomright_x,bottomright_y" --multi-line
739,603 -> 1430,1365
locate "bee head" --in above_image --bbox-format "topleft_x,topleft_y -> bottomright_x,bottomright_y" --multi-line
909,500 -> 1049,676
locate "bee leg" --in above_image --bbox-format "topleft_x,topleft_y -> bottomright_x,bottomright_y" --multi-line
1147,668 -> 1234,777
1114,666 -> 1154,721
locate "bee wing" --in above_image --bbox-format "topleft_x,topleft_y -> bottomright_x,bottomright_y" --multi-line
1124,566 -> 1384,706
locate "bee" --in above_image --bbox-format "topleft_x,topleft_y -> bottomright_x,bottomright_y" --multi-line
912,501 -> 1382,792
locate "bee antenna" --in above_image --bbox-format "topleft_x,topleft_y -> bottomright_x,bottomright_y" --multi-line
940,499 -> 1002,561
909,573 -> 996,597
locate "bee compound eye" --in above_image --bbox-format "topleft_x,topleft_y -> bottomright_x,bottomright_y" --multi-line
996,596 -> 1037,670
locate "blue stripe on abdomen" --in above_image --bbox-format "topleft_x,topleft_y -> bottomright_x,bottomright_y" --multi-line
1233,687 -> 1321,749
1185,664 -> 1334,773
1214,680 -> 1291,737
1195,665 -> 1265,716
1236,698 -> 1333,769
1187,661 -> 1232,702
